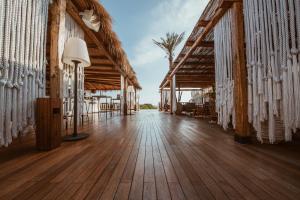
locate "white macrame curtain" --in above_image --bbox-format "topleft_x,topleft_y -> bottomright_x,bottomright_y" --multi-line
214,9 -> 235,130
243,0 -> 300,143
0,0 -> 50,147
162,90 -> 170,107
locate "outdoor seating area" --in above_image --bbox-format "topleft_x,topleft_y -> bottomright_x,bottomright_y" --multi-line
0,0 -> 141,148
159,0 -> 300,144
1,0 -> 300,199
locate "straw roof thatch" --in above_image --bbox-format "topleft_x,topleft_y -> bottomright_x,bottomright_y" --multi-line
70,0 -> 141,90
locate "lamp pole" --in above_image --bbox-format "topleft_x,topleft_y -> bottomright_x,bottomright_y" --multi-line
73,60 -> 80,137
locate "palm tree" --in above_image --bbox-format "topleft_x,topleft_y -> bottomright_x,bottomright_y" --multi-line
153,32 -> 185,69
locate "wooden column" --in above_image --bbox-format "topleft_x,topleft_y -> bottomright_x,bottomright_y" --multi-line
49,0 -> 66,135
160,89 -> 163,111
134,88 -> 137,111
232,1 -> 250,143
121,75 -> 128,115
169,78 -> 173,114
49,0 -> 66,99
170,75 -> 177,114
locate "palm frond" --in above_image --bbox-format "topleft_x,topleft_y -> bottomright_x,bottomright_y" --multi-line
153,32 -> 185,64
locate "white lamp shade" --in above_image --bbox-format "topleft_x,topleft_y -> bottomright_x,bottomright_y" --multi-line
62,37 -> 91,67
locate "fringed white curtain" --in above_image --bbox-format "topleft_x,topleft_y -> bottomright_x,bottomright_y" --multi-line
214,9 -> 235,130
162,90 -> 170,109
63,13 -> 85,124
136,89 -> 140,110
244,0 -> 300,143
0,0 -> 50,147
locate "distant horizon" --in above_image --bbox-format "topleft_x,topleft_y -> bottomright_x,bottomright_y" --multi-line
100,0 -> 209,105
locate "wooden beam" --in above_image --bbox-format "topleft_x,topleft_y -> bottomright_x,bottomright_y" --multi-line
232,1 -> 249,143
84,66 -> 120,74
179,61 -> 215,66
186,41 -> 214,48
89,64 -> 115,68
175,83 -> 214,88
84,72 -> 120,76
176,78 -> 214,82
178,73 -> 214,77
177,54 -> 214,60
197,20 -> 210,27
89,55 -> 108,60
90,58 -> 113,65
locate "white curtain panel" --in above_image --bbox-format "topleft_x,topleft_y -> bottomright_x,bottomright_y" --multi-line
0,0 -> 50,147
243,0 -> 300,143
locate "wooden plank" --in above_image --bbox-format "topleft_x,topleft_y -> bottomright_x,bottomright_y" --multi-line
128,128 -> 147,199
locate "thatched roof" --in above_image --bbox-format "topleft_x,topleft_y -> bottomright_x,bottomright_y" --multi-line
159,0 -> 233,89
70,0 -> 141,90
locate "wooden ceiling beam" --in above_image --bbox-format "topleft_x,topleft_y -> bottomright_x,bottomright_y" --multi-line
178,54 -> 214,59
88,48 -> 107,57
90,58 -> 113,65
88,64 -> 115,68
90,55 -> 109,60
176,73 -> 215,77
175,83 -> 214,88
176,75 -> 215,78
85,80 -> 120,85
175,61 -> 215,66
186,41 -> 214,47
86,66 -> 115,70
84,72 -> 120,75
196,20 -> 210,27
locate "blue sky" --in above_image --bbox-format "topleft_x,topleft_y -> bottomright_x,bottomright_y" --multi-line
100,0 -> 209,105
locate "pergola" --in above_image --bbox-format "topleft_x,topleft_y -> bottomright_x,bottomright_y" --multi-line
159,0 -> 248,142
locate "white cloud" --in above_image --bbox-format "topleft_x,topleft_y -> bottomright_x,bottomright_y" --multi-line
131,0 -> 209,67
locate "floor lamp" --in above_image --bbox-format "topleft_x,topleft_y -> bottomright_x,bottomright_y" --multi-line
62,37 -> 91,141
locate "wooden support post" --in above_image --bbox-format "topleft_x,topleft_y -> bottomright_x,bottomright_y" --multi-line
170,75 -> 177,114
160,89 -> 163,111
232,1 -> 250,143
49,0 -> 66,135
134,88 -> 137,111
49,0 -> 65,98
121,75 -> 128,115
169,78 -> 173,114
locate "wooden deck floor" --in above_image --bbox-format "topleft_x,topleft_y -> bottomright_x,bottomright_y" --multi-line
0,110 -> 300,200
